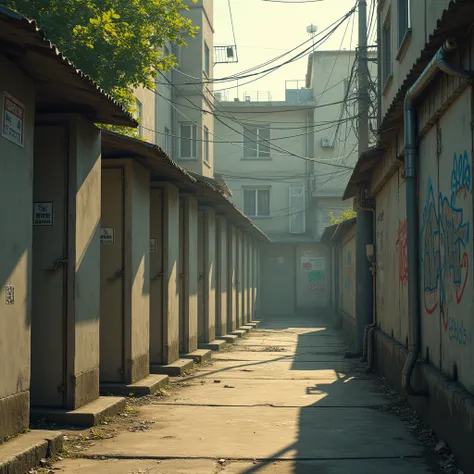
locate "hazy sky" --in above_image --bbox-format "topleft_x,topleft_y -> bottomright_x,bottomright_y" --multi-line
213,0 -> 376,101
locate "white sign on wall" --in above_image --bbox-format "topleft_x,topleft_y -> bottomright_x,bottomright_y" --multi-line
100,228 -> 115,244
33,202 -> 54,226
301,256 -> 325,272
2,92 -> 25,147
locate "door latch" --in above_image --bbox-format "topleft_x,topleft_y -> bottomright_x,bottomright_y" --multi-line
108,269 -> 124,281
151,272 -> 164,281
48,258 -> 68,272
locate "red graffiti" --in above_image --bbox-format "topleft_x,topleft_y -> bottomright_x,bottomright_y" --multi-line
396,219 -> 408,287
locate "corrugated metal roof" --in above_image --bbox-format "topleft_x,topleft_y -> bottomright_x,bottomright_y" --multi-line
342,145 -> 386,200
0,6 -> 136,127
101,131 -> 270,242
320,218 -> 356,244
378,0 -> 474,142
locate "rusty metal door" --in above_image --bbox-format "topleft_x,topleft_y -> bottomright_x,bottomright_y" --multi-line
100,167 -> 125,383
150,188 -> 164,363
31,125 -> 68,407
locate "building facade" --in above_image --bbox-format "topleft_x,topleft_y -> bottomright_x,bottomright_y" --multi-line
341,1 -> 474,472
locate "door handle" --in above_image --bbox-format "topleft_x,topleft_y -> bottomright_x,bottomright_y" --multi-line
48,258 -> 68,272
151,272 -> 163,281
108,269 -> 124,281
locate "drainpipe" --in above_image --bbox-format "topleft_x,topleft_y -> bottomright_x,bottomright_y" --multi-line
403,37 -> 470,396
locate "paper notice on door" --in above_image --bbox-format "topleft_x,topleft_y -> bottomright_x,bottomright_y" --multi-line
100,227 -> 115,244
150,238 -> 157,252
301,256 -> 325,271
33,202 -> 53,226
2,92 -> 25,147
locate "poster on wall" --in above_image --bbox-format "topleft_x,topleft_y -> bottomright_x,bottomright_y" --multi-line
301,256 -> 325,272
100,228 -> 115,244
33,202 -> 54,226
2,92 -> 25,148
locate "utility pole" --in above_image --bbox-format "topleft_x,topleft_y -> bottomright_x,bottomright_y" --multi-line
353,0 -> 374,356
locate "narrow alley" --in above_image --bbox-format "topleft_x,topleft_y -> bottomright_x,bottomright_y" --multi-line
50,315 -> 439,474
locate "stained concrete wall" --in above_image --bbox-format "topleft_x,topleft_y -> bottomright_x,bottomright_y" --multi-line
0,56 -> 35,440
126,161 -> 150,382
69,116 -> 102,407
216,216 -> 228,336
227,224 -> 237,332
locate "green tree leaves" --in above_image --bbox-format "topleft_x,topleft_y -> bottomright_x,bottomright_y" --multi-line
329,207 -> 357,225
6,0 -> 198,132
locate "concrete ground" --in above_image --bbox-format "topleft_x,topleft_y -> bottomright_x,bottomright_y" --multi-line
51,315 -> 440,473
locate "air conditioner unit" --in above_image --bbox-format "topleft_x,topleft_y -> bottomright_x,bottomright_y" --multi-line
321,137 -> 335,148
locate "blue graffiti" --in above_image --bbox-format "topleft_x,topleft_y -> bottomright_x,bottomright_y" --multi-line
451,150 -> 471,198
420,151 -> 471,342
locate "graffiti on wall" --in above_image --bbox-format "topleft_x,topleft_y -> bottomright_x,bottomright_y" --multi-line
301,257 -> 325,295
420,151 -> 471,345
396,218 -> 408,287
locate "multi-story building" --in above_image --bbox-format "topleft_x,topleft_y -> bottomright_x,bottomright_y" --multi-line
135,0 -> 215,178
342,0 -> 474,471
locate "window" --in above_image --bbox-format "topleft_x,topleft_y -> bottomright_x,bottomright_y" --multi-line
243,125 -> 271,159
398,0 -> 411,47
135,98 -> 143,136
164,127 -> 170,154
382,16 -> 392,85
204,126 -> 210,163
204,42 -> 210,76
243,188 -> 270,217
179,123 -> 197,159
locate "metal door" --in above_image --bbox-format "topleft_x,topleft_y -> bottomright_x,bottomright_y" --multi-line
149,188 -> 164,363
197,210 -> 205,341
31,125 -> 68,407
100,168 -> 125,382
178,197 -> 186,352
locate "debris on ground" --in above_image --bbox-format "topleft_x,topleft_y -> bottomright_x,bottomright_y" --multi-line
371,372 -> 461,474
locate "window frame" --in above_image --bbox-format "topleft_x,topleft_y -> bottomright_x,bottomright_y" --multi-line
164,127 -> 170,155
204,42 -> 210,77
381,12 -> 393,89
243,187 -> 271,217
243,124 -> 271,159
397,0 -> 411,48
204,126 -> 210,163
179,122 -> 198,159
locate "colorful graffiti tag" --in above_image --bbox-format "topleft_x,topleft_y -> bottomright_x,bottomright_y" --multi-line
420,151 -> 471,345
396,218 -> 408,287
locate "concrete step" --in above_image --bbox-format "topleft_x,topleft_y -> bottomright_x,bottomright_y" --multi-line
200,340 -> 227,351
100,374 -> 169,397
181,349 -> 212,364
231,329 -> 247,338
30,396 -> 126,427
247,322 -> 259,328
240,325 -> 253,332
150,359 -> 194,377
0,430 -> 63,474
217,334 -> 239,344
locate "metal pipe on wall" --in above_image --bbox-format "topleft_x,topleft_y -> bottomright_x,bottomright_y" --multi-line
403,37 -> 470,396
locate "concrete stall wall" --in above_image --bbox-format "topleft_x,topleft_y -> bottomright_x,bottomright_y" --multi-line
338,227 -> 356,335
260,243 -> 329,316
69,117 -> 102,407
0,56 -> 35,440
296,244 -> 330,313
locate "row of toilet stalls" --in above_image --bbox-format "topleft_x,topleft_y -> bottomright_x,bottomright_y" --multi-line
30,125 -> 178,409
